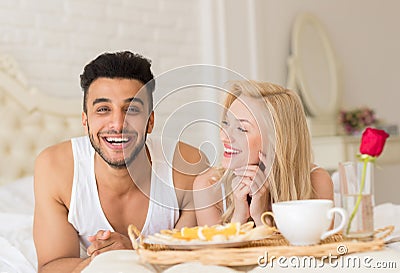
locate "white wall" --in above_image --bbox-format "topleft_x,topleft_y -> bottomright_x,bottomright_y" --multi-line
0,0 -> 218,159
1,0 -> 399,202
3,0 -> 398,133
241,0 -> 400,131
0,0 -> 204,99
1,0 -> 398,129
211,0 -> 400,131
259,0 -> 400,205
211,0 -> 400,204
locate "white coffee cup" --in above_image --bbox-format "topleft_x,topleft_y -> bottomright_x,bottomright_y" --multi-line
261,199 -> 347,246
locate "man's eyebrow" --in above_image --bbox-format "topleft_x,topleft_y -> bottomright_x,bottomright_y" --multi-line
92,97 -> 144,106
126,97 -> 144,106
93,98 -> 110,106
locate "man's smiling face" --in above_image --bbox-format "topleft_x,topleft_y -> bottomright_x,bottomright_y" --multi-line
82,77 -> 154,168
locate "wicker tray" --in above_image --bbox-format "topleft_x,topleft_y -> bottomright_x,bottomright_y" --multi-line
128,225 -> 394,266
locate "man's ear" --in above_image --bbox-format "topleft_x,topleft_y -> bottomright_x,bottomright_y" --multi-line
82,112 -> 88,127
147,111 -> 155,134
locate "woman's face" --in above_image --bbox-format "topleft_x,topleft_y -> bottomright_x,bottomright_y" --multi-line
220,95 -> 264,170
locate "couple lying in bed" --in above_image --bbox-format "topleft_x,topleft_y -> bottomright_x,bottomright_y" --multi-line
33,51 -> 333,273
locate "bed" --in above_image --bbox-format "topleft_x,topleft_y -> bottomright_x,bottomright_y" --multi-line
1,51 -> 400,273
0,52 -> 84,273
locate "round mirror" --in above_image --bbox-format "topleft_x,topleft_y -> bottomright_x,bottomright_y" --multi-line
287,13 -> 340,118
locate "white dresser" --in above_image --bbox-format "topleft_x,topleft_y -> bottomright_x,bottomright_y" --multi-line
312,135 -> 400,205
312,135 -> 400,171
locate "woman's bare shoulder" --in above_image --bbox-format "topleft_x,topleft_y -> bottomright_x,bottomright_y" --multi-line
193,167 -> 221,190
311,167 -> 334,200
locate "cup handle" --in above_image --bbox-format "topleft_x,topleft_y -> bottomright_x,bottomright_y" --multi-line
261,211 -> 275,227
320,207 -> 348,240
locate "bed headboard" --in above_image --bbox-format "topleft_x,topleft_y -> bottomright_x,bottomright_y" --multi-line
0,53 -> 85,185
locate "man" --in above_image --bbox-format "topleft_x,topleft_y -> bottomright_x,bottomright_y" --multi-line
33,51 -> 208,273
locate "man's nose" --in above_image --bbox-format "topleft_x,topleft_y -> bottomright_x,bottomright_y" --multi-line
110,111 -> 126,131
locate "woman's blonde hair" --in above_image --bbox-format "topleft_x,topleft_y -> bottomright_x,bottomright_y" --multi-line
219,80 -> 314,223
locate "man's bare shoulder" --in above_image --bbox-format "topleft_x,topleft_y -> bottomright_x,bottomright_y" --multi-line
35,140 -> 73,169
34,140 -> 74,203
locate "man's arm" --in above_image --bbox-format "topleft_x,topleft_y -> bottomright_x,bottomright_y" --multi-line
33,142 -> 88,273
172,141 -> 210,228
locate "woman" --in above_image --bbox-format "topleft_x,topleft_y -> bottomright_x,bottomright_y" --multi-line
193,80 -> 333,227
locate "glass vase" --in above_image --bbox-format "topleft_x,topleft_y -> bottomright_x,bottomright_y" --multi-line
339,161 -> 375,240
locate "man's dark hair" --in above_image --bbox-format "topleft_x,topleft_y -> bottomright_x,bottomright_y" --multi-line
80,51 -> 155,113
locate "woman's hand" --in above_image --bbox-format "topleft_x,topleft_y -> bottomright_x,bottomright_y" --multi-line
230,175 -> 251,224
249,182 -> 269,226
232,152 -> 270,226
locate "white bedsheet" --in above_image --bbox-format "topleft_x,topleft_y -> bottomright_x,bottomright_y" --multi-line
0,176 -> 36,273
0,176 -> 399,273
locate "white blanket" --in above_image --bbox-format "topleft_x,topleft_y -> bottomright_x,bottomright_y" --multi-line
0,177 -> 36,273
0,176 -> 399,273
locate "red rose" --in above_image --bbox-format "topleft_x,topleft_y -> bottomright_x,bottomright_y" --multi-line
347,127 -> 389,235
359,127 -> 389,157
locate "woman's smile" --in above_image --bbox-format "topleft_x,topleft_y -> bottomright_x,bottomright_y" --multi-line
223,144 -> 241,158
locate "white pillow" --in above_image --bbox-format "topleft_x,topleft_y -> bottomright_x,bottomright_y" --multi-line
0,176 -> 34,215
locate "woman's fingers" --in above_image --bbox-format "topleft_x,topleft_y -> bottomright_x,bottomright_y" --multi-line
234,165 -> 259,171
233,168 -> 258,182
234,165 -> 259,174
234,167 -> 268,196
232,176 -> 252,188
234,183 -> 251,197
250,181 -> 267,197
250,169 -> 268,196
232,177 -> 251,201
231,176 -> 241,190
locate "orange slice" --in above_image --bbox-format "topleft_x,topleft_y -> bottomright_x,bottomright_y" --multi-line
198,222 -> 240,241
170,222 -> 242,241
172,226 -> 200,240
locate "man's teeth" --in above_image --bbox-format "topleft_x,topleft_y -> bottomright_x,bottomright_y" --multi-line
106,137 -> 129,143
224,148 -> 239,154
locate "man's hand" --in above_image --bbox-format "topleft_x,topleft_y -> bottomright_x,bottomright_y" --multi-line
86,230 -> 133,258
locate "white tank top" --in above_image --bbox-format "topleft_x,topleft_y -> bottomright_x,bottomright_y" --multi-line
68,135 -> 180,249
